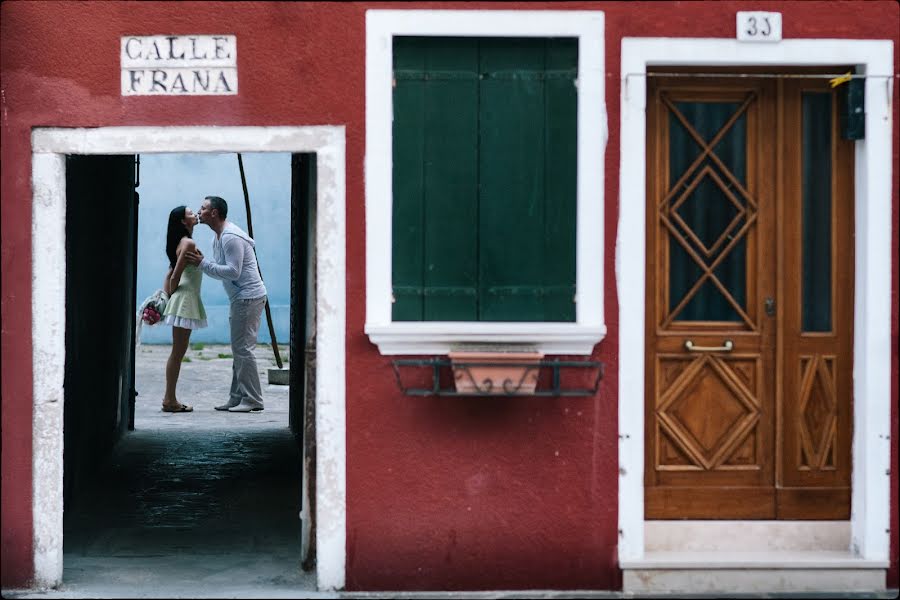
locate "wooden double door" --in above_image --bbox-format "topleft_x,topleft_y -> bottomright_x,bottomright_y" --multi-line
645,70 -> 854,519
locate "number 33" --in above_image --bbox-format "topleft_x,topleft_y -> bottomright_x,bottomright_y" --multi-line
747,16 -> 772,36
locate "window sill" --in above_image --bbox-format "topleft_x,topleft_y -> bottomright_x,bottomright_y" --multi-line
364,322 -> 607,355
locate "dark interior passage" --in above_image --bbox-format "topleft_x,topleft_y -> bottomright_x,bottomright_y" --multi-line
62,426 -> 313,594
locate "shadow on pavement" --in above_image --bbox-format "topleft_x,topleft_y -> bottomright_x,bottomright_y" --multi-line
57,343 -> 317,598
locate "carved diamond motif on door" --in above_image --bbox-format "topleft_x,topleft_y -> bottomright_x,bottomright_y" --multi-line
659,93 -> 759,328
723,430 -> 758,466
728,359 -> 758,394
659,429 -> 696,467
659,358 -> 691,395
656,355 -> 760,470
670,166 -> 748,259
798,355 -> 838,471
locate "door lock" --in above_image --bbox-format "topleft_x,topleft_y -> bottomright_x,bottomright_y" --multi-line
764,296 -> 776,317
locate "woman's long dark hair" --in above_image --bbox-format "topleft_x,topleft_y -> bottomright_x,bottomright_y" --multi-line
166,206 -> 191,268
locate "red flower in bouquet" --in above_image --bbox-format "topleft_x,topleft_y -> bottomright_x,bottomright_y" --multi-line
142,305 -> 161,325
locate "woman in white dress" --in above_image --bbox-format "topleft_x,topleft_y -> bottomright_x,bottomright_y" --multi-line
160,206 -> 207,412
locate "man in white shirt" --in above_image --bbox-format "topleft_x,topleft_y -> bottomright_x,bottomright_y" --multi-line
186,195 -> 268,412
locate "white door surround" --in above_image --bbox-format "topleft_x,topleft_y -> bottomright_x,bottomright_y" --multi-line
30,126 -> 347,590
617,37 -> 894,568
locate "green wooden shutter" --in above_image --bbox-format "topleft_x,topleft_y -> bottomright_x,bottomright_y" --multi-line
392,37 -> 576,322
421,39 -> 479,321
393,37 -> 479,321
541,39 -> 578,321
392,39 -> 426,320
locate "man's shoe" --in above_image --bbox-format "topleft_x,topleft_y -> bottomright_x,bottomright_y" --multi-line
214,399 -> 241,411
228,401 -> 264,413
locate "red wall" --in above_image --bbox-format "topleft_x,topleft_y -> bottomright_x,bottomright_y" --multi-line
1,1 -> 897,590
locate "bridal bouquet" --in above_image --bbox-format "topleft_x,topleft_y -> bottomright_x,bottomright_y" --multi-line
135,289 -> 170,344
139,289 -> 169,325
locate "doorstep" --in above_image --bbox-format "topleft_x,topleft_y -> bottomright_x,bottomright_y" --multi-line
621,551 -> 887,594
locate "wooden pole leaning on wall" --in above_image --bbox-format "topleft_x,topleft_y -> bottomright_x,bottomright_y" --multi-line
237,153 -> 284,369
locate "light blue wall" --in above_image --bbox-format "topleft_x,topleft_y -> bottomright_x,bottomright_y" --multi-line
136,153 -> 292,344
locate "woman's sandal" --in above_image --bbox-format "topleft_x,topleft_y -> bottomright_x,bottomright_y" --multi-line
161,403 -> 193,413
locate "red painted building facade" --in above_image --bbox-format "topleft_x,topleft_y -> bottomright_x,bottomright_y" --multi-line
2,1 -> 897,594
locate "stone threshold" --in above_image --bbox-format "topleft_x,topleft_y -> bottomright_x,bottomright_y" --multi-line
620,550 -> 889,569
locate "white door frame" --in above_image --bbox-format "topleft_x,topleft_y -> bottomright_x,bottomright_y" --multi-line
617,39 -> 894,561
30,126 -> 347,590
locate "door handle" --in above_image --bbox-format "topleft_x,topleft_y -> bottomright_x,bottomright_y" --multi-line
684,339 -> 734,352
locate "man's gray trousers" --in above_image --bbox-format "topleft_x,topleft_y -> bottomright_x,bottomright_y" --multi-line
228,296 -> 267,409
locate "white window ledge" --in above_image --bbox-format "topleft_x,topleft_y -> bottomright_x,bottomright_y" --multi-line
364,322 -> 606,355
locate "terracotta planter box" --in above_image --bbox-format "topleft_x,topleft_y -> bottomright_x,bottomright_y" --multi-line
448,351 -> 544,395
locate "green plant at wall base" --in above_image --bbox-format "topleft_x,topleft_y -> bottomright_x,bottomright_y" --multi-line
218,353 -> 232,359
182,356 -> 192,362
191,342 -> 205,350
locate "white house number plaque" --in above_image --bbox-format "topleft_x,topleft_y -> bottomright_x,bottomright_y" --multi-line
121,35 -> 237,95
736,12 -> 782,42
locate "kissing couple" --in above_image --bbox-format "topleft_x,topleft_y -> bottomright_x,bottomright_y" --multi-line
159,195 -> 268,414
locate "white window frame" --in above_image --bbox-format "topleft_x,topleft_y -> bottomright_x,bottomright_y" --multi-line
364,9 -> 607,355
617,38 -> 894,564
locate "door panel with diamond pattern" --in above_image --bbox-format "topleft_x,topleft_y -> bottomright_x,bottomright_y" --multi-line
645,72 -> 853,519
778,79 -> 853,519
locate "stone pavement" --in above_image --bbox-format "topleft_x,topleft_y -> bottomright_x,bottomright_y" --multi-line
132,342 -> 291,430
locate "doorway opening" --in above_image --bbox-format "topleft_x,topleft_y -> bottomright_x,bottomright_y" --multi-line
616,37 -> 892,569
60,151 -> 317,591
31,127 -> 347,591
